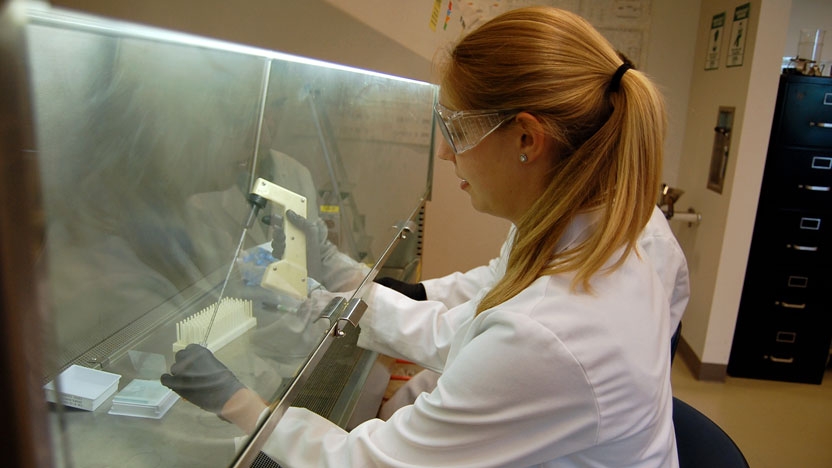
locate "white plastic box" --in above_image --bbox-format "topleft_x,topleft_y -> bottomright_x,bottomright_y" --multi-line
44,365 -> 121,411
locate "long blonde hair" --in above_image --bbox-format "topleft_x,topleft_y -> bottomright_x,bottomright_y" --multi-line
437,7 -> 666,314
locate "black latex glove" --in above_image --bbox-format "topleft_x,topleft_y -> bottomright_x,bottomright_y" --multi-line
262,213 -> 286,259
285,209 -> 323,282
160,344 -> 245,414
374,276 -> 427,301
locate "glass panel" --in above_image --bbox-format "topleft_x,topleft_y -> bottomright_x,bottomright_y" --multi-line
25,6 -> 435,467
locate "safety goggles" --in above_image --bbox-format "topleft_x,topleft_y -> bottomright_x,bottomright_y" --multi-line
433,102 -> 517,154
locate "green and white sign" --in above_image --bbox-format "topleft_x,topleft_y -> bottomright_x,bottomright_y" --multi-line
705,12 -> 725,70
726,3 -> 750,68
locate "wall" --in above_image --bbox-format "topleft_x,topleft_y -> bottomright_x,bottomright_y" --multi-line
50,0 -> 432,81
785,0 -> 832,71
673,0 -> 791,378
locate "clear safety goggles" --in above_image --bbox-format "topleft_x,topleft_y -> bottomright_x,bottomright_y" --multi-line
433,102 -> 517,154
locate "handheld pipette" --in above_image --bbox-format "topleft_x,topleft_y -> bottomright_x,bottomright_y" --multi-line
200,193 -> 266,347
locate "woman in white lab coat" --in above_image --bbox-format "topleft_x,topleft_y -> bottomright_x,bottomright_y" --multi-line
376,203 -> 689,420
164,6 -> 681,466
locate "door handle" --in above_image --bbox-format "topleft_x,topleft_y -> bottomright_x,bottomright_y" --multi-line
775,301 -> 806,309
787,244 -> 818,252
798,184 -> 831,192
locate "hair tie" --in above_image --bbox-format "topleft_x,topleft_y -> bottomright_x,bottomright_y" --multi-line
608,61 -> 633,93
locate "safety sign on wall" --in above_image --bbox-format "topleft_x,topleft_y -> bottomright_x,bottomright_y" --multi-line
704,12 -> 725,70
726,3 -> 750,68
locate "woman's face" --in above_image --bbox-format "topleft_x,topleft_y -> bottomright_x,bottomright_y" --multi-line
435,102 -> 556,225
437,123 -> 531,223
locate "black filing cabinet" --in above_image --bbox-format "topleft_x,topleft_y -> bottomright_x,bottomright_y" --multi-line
728,73 -> 832,384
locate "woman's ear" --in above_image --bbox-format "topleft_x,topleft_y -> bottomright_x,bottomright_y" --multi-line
514,112 -> 551,163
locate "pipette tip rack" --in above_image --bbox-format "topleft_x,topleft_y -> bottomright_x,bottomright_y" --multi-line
173,298 -> 256,353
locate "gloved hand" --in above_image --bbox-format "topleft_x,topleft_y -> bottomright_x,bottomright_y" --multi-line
288,210 -> 325,283
262,213 -> 286,259
271,209 -> 324,282
374,277 -> 427,301
160,344 -> 245,415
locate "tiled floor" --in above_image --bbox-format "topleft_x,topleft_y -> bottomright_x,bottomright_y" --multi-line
671,358 -> 832,468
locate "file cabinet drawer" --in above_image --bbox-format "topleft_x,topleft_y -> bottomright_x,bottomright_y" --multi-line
766,148 -> 832,208
778,80 -> 832,148
753,209 -> 831,265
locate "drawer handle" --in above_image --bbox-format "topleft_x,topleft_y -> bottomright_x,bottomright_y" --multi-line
798,184 -> 831,192
775,301 -> 806,309
787,244 -> 818,252
809,122 -> 832,128
768,356 -> 795,364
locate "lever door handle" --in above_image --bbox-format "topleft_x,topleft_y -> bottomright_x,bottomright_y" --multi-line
775,301 -> 806,309
787,244 -> 818,252
799,184 -> 831,192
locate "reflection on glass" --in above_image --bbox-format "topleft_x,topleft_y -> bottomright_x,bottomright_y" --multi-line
27,7 -> 434,468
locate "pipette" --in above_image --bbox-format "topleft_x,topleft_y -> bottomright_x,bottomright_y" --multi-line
200,193 -> 266,347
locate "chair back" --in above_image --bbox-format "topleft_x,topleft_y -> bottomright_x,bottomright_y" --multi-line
673,397 -> 749,468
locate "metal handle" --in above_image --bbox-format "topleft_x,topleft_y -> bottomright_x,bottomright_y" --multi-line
788,244 -> 818,252
339,298 -> 367,328
318,296 -> 348,322
798,184 -> 831,192
768,355 -> 795,364
393,219 -> 418,239
776,301 -> 806,309
316,297 -> 368,336
809,121 -> 832,128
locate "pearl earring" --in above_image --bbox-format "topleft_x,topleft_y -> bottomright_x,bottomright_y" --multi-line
519,153 -> 528,163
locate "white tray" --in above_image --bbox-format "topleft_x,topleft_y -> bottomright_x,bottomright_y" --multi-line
44,365 -> 121,411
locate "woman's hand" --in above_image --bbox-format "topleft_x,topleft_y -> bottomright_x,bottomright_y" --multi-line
161,344 -> 245,414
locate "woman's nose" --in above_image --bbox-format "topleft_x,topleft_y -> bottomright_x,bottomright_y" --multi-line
436,138 -> 454,162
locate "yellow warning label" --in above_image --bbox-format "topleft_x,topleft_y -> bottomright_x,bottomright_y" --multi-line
320,205 -> 340,213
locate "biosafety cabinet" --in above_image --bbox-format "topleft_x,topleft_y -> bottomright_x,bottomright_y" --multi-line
0,1 -> 436,466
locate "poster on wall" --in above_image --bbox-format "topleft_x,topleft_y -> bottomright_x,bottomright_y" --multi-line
704,12 -> 725,70
726,3 -> 750,68
324,0 -> 652,69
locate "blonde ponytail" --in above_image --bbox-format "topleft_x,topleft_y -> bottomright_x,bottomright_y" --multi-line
436,7 -> 666,314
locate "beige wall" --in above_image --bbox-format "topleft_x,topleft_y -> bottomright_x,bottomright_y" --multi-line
673,0 -> 791,370
785,0 -> 832,67
51,0 -> 432,81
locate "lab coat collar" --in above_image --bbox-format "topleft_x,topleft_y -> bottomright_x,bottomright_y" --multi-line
554,208 -> 604,253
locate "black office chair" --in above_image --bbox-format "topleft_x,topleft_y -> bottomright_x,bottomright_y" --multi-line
673,397 -> 750,468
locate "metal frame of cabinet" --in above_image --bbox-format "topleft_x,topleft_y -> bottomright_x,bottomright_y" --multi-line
0,2 -> 437,466
728,73 -> 832,385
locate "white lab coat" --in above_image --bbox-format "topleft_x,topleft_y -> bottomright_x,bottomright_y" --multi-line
261,209 -> 682,467
378,207 -> 690,420
421,206 -> 689,336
